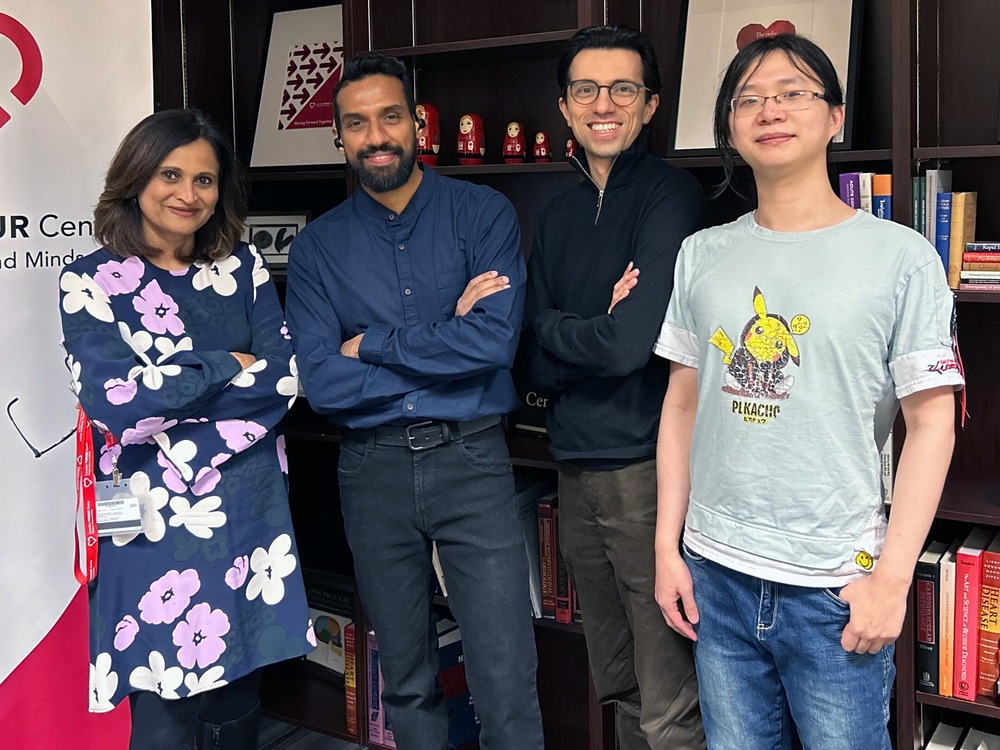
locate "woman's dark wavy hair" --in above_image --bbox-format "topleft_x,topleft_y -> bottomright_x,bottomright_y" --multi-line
94,108 -> 247,262
713,34 -> 844,197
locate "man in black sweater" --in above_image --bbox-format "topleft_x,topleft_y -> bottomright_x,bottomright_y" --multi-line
520,26 -> 707,750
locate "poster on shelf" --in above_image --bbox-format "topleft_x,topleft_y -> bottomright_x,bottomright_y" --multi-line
670,0 -> 861,153
251,5 -> 345,168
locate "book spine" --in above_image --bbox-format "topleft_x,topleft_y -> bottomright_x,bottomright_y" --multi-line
367,631 -> 383,744
940,553 -> 956,696
345,623 -> 358,737
960,270 -> 1000,279
935,192 -> 952,273
839,172 -> 860,208
554,506 -> 572,624
966,242 -> 1000,252
911,176 -> 921,231
954,552 -> 984,700
918,175 -> 927,236
979,551 -> 1000,695
872,174 -> 892,220
538,499 -> 555,618
946,192 -> 968,288
959,283 -> 1000,291
915,554 -> 940,692
859,172 -> 873,213
965,262 -> 1000,271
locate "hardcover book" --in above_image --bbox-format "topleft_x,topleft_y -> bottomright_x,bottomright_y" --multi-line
947,192 -> 978,288
954,527 -> 996,701
916,540 -> 948,692
978,534 -> 1000,696
939,539 -> 960,697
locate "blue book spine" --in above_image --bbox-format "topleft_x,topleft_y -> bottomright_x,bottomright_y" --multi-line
874,195 -> 893,221
935,192 -> 952,272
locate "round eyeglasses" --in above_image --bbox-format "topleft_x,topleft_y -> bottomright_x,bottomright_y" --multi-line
730,90 -> 828,117
566,80 -> 650,106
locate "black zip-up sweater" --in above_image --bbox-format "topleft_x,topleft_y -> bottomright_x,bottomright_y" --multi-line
519,130 -> 707,462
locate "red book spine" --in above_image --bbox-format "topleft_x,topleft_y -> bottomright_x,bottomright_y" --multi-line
978,549 -> 1000,695
955,552 -> 984,700
538,500 -> 555,618
964,252 -> 1000,262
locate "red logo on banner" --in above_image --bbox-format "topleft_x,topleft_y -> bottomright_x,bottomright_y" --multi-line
736,20 -> 796,50
0,13 -> 43,129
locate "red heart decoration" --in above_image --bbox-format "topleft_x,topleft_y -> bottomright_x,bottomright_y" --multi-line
736,20 -> 797,50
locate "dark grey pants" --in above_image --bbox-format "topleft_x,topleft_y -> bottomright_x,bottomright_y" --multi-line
558,459 -> 705,750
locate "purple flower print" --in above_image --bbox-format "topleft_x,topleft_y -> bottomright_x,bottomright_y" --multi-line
225,555 -> 250,590
280,324 -> 291,341
99,443 -> 122,476
122,416 -> 178,446
306,620 -> 317,647
94,256 -> 144,296
138,568 -> 201,625
276,435 -> 288,475
216,420 -> 266,452
104,377 -> 138,405
114,615 -> 139,651
191,453 -> 230,497
172,602 -> 230,669
157,450 -> 189,493
133,280 -> 185,335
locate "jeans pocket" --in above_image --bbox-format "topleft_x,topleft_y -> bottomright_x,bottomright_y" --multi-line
682,542 -> 708,565
337,439 -> 371,480
456,426 -> 512,476
821,586 -> 851,609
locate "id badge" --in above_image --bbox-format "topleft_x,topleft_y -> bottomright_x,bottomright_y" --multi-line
95,478 -> 143,536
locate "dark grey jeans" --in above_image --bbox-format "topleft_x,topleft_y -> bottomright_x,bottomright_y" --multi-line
558,459 -> 705,750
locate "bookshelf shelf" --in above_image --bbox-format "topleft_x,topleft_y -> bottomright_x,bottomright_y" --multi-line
914,145 -> 1000,161
935,476 -> 1000,525
249,168 -> 347,182
260,660 -> 355,741
915,691 -> 1000,720
660,149 -> 892,171
434,162 -> 574,176
373,29 -> 578,63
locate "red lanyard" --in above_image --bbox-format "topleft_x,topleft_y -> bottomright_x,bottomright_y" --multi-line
74,408 -> 98,584
73,409 -> 119,584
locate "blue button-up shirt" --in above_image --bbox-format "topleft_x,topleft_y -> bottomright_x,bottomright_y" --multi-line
285,166 -> 526,428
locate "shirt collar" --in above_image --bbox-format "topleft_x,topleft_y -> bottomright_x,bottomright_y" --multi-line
352,163 -> 436,222
571,128 -> 650,191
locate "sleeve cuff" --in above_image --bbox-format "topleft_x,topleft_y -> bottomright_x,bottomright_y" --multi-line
358,326 -> 389,364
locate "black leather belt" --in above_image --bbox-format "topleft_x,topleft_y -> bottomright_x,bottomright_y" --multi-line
344,416 -> 501,451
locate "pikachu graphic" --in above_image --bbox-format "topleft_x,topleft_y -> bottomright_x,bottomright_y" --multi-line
710,287 -> 810,400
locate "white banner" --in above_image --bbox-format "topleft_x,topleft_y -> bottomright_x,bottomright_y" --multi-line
0,1 -> 153,683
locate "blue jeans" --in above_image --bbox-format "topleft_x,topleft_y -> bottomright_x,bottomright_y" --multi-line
338,424 -> 544,750
684,546 -> 894,750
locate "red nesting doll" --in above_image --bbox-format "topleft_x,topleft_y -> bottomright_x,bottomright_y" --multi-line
416,103 -> 440,166
565,137 -> 579,160
457,113 -> 485,165
533,131 -> 551,162
503,121 -> 526,164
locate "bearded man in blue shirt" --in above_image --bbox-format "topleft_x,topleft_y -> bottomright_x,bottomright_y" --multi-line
285,53 -> 544,750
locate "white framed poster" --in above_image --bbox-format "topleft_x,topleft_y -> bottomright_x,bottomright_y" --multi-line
670,0 -> 861,154
242,212 -> 310,267
251,5 -> 345,168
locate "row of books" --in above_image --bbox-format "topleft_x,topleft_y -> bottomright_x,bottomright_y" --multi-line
363,620 -> 481,749
915,528 -> 1000,701
925,721 -> 1000,750
838,171 -> 892,218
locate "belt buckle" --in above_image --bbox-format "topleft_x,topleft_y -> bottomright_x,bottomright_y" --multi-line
405,420 -> 438,451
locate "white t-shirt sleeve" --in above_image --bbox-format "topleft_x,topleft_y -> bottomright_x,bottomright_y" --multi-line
653,239 -> 699,367
889,258 -> 964,397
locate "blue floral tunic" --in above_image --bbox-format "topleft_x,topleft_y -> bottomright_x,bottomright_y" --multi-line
59,242 -> 314,711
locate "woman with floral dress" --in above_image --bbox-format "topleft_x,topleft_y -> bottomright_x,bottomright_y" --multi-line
59,109 -> 313,749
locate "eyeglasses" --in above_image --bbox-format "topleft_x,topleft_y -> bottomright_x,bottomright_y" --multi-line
566,80 -> 650,106
6,397 -> 74,458
730,90 -> 828,117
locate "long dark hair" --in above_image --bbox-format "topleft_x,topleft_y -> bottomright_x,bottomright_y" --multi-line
713,35 -> 844,197
94,108 -> 247,262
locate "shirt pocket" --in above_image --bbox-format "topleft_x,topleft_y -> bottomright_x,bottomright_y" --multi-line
435,269 -> 468,318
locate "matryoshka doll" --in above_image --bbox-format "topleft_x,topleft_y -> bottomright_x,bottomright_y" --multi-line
457,113 -> 485,165
533,131 -> 551,162
503,121 -> 526,163
416,103 -> 440,166
565,137 -> 578,160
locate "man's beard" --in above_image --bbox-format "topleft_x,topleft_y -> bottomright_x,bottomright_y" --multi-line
350,142 -> 417,193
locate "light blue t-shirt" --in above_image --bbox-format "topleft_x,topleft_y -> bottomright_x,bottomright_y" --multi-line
655,210 -> 964,586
